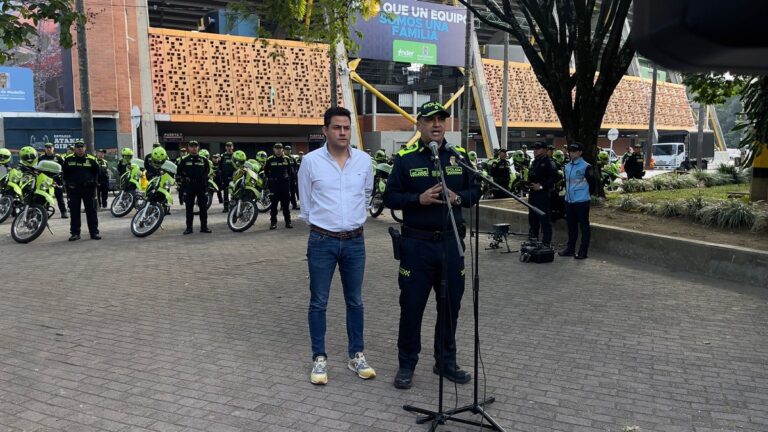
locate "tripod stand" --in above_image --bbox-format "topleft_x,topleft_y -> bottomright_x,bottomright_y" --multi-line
404,153 -> 544,431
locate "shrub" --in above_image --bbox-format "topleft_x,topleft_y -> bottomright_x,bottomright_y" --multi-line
649,200 -> 687,218
617,195 -> 643,211
621,178 -> 647,193
715,200 -> 756,229
752,210 -> 768,233
683,195 -> 707,217
590,196 -> 605,207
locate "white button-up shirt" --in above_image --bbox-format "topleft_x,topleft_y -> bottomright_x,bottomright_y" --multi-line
298,144 -> 373,232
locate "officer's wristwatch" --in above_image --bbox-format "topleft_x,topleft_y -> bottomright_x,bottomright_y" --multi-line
453,195 -> 462,206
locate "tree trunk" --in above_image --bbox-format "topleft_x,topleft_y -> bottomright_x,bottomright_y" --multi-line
751,142 -> 768,202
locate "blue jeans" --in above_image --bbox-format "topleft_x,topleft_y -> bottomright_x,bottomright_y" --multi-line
307,231 -> 366,360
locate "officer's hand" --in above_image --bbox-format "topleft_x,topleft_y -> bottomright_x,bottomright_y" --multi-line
445,188 -> 458,205
419,184 -> 444,206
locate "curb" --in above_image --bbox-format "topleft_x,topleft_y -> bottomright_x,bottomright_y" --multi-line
468,204 -> 768,288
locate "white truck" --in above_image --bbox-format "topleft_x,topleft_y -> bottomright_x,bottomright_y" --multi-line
652,142 -> 686,169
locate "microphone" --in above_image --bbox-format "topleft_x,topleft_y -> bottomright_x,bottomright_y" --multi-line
428,141 -> 440,159
445,142 -> 465,160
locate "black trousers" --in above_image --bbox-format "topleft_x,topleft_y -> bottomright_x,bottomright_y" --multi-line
528,191 -> 552,244
565,201 -> 591,255
289,179 -> 299,208
184,185 -> 208,230
215,178 -> 223,203
397,235 -> 465,371
53,185 -> 67,214
97,180 -> 109,208
222,175 -> 233,208
269,184 -> 291,224
68,185 -> 99,235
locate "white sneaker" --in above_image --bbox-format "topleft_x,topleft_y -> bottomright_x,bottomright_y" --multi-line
347,352 -> 376,379
310,356 -> 328,385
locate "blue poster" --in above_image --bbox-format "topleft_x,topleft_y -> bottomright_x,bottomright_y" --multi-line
352,0 -> 467,67
0,66 -> 35,112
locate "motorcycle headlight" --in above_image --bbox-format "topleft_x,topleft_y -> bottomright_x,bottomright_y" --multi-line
163,180 -> 173,190
42,179 -> 53,190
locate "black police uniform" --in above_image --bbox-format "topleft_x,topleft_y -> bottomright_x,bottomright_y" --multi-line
219,152 -> 235,210
624,151 -> 645,179
383,140 -> 479,374
96,157 -> 110,208
489,157 -> 512,199
264,154 -> 292,227
177,154 -> 211,231
62,153 -> 100,237
287,154 -> 299,209
117,159 -> 129,176
39,152 -> 68,216
527,154 -> 558,244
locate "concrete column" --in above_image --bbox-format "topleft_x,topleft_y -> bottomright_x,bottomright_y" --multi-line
0,116 -> 5,148
412,90 -> 417,131
361,87 -> 366,115
372,92 -> 377,131
136,0 -> 158,157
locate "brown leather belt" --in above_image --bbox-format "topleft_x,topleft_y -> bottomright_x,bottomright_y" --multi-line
310,225 -> 364,240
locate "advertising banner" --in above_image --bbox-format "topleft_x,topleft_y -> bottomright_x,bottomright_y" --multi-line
0,66 -> 35,112
3,117 -> 118,151
352,0 -> 467,67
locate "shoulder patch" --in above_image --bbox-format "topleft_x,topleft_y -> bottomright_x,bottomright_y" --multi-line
398,146 -> 419,157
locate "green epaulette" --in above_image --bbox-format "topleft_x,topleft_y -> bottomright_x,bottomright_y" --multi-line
398,144 -> 420,157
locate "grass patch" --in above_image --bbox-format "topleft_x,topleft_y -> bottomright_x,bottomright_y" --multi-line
607,183 -> 751,203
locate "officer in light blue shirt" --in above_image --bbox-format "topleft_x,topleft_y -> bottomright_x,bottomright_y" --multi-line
559,142 -> 596,259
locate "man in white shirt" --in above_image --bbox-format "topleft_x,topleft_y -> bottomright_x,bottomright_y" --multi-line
298,107 -> 376,385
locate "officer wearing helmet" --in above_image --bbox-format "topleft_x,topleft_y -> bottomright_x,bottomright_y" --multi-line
219,142 -> 235,212
0,148 -> 11,168
211,153 -> 224,204
374,149 -> 388,164
255,151 -> 268,171
117,148 -> 134,176
176,141 -> 211,234
489,148 -> 512,198
95,149 -> 110,208
467,150 -> 478,168
62,140 -> 100,241
283,145 -> 299,210
18,146 -> 39,174
264,142 -> 293,229
144,142 -> 162,180
39,142 -> 68,218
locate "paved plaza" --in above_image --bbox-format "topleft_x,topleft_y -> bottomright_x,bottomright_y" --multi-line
0,203 -> 766,432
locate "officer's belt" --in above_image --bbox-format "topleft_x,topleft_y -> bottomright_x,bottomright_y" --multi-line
402,225 -> 464,242
310,225 -> 363,240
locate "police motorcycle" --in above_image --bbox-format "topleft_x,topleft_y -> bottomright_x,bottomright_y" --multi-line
0,148 -> 24,224
130,147 -> 176,237
369,151 -> 393,217
597,150 -> 621,192
111,149 -> 146,217
251,151 -> 272,213
9,152 -> 61,244
226,151 -> 263,232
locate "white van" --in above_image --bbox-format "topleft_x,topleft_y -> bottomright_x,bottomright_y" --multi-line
652,142 -> 686,169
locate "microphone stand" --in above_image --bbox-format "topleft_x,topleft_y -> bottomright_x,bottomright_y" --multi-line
402,148 -> 467,432
428,153 -> 543,431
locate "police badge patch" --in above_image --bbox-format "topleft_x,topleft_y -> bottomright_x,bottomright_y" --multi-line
449,156 -> 457,166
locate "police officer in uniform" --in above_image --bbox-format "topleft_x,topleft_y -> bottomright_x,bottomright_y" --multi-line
284,145 -> 300,210
219,142 -> 235,212
95,149 -> 110,208
527,142 -> 558,245
175,145 -> 188,204
39,142 -> 68,218
489,148 -> 512,198
177,140 -> 212,234
624,143 -> 645,179
383,101 -> 479,390
264,142 -> 293,230
62,140 -> 100,241
144,142 -> 162,180
211,153 -> 224,203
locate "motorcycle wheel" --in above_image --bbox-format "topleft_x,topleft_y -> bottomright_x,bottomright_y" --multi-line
369,192 -> 385,217
256,192 -> 271,213
11,204 -> 48,244
390,208 -> 403,223
130,203 -> 164,237
227,199 -> 258,232
206,190 -> 213,210
0,195 -> 12,224
111,191 -> 135,217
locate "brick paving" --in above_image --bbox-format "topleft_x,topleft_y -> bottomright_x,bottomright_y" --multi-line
0,201 -> 766,431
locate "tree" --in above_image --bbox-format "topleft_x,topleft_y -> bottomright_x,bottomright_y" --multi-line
458,0 -> 635,164
0,1 -> 82,64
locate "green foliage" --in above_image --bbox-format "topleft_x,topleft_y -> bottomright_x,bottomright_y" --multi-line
0,0 -> 82,64
621,178 -> 648,193
752,210 -> 768,233
647,200 -> 687,218
714,200 -> 756,229
734,76 -> 768,168
617,196 -> 642,211
683,73 -> 748,105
